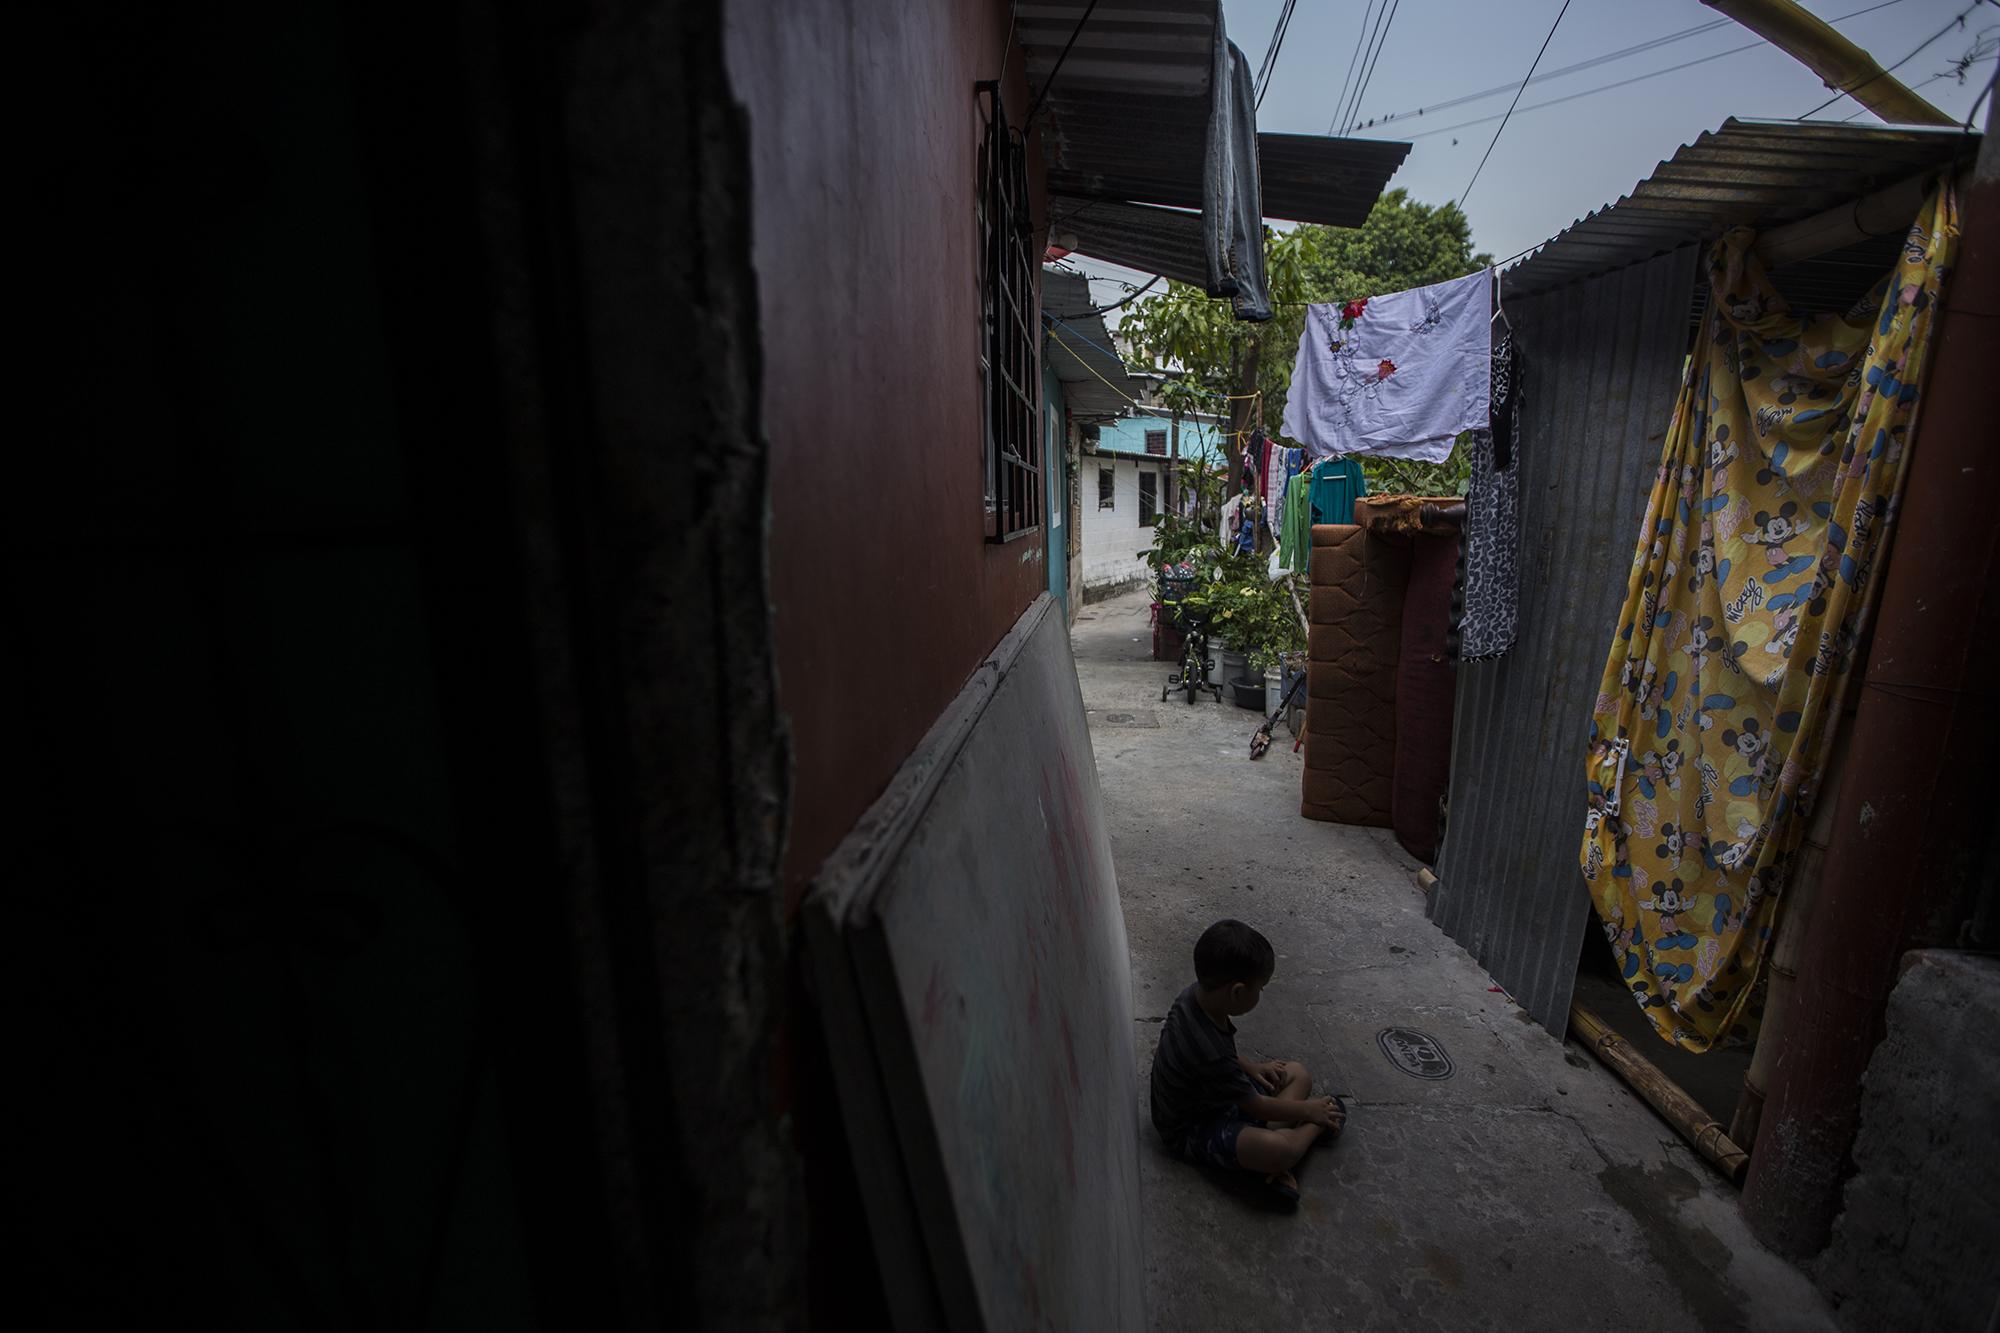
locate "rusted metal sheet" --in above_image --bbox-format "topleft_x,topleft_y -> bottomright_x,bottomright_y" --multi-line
1430,246 -> 1699,1036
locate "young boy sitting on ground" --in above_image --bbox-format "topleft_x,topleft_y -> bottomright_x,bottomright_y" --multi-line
1149,918 -> 1345,1203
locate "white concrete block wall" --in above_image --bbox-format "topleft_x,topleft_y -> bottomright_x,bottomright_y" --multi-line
1079,455 -> 1160,595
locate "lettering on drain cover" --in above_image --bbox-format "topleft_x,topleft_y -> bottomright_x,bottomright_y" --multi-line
1377,1027 -> 1453,1080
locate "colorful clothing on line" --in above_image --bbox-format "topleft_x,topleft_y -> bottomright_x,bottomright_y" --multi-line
1282,269 -> 1492,463
1579,183 -> 1958,1052
1279,472 -> 1311,572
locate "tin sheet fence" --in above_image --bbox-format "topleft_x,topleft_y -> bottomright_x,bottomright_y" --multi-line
1430,246 -> 1700,1035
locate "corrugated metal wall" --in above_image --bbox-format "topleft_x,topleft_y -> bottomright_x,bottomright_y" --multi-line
1430,246 -> 1700,1035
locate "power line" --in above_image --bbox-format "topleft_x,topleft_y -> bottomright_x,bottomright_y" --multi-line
1460,0 -> 1574,210
1344,0 -> 1405,135
1796,0 -> 1985,118
1345,15 -> 1737,132
1254,0 -> 1300,111
1328,0 -> 1383,138
1392,0 -> 1906,144
1339,1 -> 1907,134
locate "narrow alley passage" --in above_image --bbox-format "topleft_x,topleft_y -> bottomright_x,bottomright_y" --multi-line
1071,590 -> 1832,1333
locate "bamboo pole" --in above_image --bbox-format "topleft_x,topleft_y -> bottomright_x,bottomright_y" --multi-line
1569,1002 -> 1751,1185
1700,0 -> 1954,126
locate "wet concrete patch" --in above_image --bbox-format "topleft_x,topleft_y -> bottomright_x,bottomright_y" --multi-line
1598,1161 -> 1749,1332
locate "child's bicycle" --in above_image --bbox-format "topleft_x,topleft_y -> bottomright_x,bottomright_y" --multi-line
1159,569 -> 1222,704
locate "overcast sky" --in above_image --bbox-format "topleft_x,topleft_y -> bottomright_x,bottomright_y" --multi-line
1074,0 -> 1996,321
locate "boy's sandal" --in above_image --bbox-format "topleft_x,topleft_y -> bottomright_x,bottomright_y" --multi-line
1264,1173 -> 1301,1205
1316,1095 -> 1348,1145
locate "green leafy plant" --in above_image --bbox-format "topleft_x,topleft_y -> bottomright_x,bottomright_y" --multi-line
1360,431 -> 1474,498
1138,455 -> 1230,569
1177,556 -> 1307,671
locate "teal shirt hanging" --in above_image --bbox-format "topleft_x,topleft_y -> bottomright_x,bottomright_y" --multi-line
1309,457 -> 1369,526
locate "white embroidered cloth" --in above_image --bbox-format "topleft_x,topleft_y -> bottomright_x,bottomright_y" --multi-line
1281,269 -> 1492,463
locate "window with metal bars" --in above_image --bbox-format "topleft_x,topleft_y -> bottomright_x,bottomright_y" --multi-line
1139,471 -> 1158,526
978,83 -> 1040,541
1098,466 -> 1115,509
1144,429 -> 1167,455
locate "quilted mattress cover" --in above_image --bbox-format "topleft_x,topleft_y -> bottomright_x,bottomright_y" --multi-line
1301,524 -> 1408,825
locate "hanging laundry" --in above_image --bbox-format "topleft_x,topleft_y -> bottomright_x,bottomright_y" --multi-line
1452,334 -> 1521,661
1282,269 -> 1492,462
1268,446 -> 1302,544
1579,183 -> 1958,1053
1219,493 -> 1245,547
1308,457 -> 1368,527
1279,471 -> 1311,572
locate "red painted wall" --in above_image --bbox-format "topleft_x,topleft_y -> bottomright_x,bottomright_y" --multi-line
727,0 -> 1048,907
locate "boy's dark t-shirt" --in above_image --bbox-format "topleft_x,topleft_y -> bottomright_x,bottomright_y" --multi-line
1149,983 -> 1256,1140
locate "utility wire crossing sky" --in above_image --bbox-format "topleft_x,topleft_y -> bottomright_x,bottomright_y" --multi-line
1073,0 -> 1996,321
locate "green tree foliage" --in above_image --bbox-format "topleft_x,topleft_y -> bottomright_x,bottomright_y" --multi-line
1302,188 -> 1492,305
1119,189 -> 1493,499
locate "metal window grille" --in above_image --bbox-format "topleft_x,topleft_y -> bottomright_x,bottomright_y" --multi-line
1139,471 -> 1158,526
1144,429 -> 1167,455
978,83 -> 1040,541
1098,466 -> 1115,509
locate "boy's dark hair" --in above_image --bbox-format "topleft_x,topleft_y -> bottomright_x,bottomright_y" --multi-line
1193,919 -> 1274,989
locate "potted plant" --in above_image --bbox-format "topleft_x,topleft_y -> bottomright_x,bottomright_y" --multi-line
1177,560 -> 1304,709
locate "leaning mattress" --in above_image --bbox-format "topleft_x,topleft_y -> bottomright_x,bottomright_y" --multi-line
1302,524 -> 1407,825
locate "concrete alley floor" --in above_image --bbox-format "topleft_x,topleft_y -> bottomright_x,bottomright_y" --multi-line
1072,589 -> 1832,1333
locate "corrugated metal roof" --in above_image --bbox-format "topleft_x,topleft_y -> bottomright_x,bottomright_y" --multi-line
1431,246 -> 1699,1037
1021,0 -> 1408,283
1503,118 -> 1977,301
1042,268 -> 1138,422
1051,196 -> 1207,286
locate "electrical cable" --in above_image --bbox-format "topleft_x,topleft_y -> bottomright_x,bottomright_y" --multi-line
1395,0 -> 1902,144
1334,0 -> 1397,138
1254,0 -> 1300,111
1460,0 -> 1574,210
1026,0 -> 1102,129
1343,0 -> 1906,134
1796,0 -> 1983,118
1343,0 -> 1405,137
1328,0 -> 1383,138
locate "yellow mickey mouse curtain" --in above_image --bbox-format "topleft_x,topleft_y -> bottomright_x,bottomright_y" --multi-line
1580,181 -> 1959,1053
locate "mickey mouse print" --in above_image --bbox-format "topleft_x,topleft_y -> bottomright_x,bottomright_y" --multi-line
1579,181 -> 1959,1052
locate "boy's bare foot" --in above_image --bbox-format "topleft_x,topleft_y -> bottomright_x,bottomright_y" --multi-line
1264,1170 -> 1300,1204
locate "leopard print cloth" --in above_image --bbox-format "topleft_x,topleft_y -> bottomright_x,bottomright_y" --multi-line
1449,335 -> 1520,662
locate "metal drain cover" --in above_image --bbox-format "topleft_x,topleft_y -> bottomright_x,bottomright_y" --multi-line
1376,1027 -> 1454,1080
1091,710 -> 1159,728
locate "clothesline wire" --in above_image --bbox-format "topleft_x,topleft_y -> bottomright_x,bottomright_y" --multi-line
1460,0 -> 1574,211
1045,325 -> 1241,423
1042,313 -> 1260,401
1796,0 -> 1988,118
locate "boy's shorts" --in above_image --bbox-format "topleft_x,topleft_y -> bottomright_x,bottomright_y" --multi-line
1167,1104 -> 1268,1171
